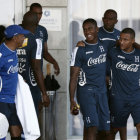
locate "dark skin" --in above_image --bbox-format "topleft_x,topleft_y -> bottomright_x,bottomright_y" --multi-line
22,11 -> 50,107
102,11 -> 118,32
77,10 -> 118,46
70,22 -> 98,112
109,33 -> 140,140
30,6 -> 60,75
70,22 -> 103,140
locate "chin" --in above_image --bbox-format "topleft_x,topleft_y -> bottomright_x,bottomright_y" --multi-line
120,47 -> 125,51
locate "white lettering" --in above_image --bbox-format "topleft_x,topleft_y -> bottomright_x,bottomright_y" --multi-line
7,64 -> 18,74
116,61 -> 139,72
87,54 -> 106,66
17,49 -> 26,55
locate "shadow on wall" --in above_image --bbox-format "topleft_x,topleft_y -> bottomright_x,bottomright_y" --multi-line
71,20 -> 84,52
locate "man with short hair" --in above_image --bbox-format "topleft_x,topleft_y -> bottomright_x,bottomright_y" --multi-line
30,3 -> 60,75
99,9 -> 120,42
0,25 -> 29,140
69,18 -> 114,140
77,9 -> 120,48
107,28 -> 140,140
17,11 -> 50,116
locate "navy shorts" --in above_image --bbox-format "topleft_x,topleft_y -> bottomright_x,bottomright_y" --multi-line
110,94 -> 140,127
77,86 -> 110,130
0,102 -> 21,126
29,86 -> 42,116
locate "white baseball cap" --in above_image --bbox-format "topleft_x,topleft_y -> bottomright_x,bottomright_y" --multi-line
0,113 -> 9,139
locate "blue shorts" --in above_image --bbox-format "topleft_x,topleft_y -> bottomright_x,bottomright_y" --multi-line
0,102 -> 21,126
29,86 -> 42,116
77,86 -> 110,130
110,94 -> 140,127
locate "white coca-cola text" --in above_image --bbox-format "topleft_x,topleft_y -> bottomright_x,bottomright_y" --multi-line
87,54 -> 106,66
116,61 -> 139,72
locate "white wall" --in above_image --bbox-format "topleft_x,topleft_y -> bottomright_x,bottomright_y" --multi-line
0,0 -> 26,27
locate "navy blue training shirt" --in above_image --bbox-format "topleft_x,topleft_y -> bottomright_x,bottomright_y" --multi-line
17,33 -> 42,87
0,43 -> 18,103
107,47 -> 140,98
71,40 -> 114,93
98,26 -> 120,49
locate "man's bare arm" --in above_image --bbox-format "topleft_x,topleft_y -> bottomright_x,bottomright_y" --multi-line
69,66 -> 80,114
31,59 -> 50,107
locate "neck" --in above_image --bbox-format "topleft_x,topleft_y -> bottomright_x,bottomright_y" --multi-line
23,25 -> 36,34
123,46 -> 134,53
5,40 -> 17,51
103,26 -> 114,32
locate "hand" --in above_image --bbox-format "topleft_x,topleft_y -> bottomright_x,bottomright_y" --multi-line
70,100 -> 80,115
42,94 -> 50,107
38,101 -> 43,111
76,40 -> 85,47
53,62 -> 60,75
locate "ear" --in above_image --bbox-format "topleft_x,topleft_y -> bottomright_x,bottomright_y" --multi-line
13,36 -> 17,42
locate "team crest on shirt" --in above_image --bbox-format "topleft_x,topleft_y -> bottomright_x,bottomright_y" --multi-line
39,31 -> 43,38
135,56 -> 139,62
19,38 -> 28,48
117,35 -> 120,40
99,46 -> 105,52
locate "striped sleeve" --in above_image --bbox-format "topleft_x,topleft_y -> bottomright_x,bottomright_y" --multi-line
35,39 -> 43,59
70,47 -> 83,67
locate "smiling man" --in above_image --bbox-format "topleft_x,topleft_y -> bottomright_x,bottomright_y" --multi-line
69,18 -> 114,140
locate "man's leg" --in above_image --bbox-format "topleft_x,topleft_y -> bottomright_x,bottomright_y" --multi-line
109,127 -> 118,140
83,126 -> 88,140
119,127 -> 127,140
96,130 -> 111,140
109,127 -> 126,140
136,123 -> 140,140
84,126 -> 97,140
87,126 -> 97,140
9,125 -> 22,140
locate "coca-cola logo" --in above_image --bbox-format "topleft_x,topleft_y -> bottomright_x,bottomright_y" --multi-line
7,64 -> 18,74
116,61 -> 139,72
87,54 -> 106,66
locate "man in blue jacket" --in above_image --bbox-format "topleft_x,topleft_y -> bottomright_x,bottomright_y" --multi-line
0,25 -> 29,140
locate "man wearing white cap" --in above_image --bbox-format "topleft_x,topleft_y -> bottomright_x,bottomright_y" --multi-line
0,25 -> 29,140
